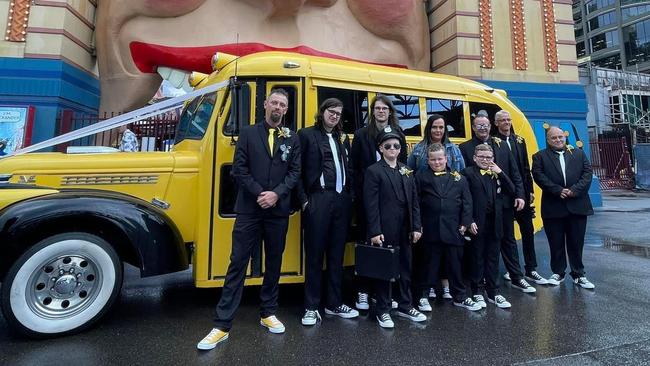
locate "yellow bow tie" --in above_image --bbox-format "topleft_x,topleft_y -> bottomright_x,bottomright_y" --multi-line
480,169 -> 494,176
434,171 -> 446,176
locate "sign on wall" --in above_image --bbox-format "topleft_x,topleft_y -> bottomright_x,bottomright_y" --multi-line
0,106 -> 35,156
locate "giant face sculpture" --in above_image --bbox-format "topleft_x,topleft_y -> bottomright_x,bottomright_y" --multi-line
96,0 -> 430,112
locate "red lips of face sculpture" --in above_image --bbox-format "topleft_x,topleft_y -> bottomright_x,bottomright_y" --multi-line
96,0 -> 429,112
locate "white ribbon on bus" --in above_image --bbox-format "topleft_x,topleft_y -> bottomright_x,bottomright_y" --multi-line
5,79 -> 230,157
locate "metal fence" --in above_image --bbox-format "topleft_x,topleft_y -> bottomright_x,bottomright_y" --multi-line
589,137 -> 635,190
57,110 -> 179,152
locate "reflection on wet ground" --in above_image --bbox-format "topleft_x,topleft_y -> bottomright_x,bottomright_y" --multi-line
586,234 -> 650,259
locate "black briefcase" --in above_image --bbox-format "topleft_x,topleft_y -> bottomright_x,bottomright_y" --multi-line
354,243 -> 400,282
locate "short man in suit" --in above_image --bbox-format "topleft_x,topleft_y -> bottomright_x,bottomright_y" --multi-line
460,112 -> 536,294
297,98 -> 359,326
463,144 -> 516,309
198,88 -> 301,350
494,110 -> 549,285
414,143 -> 481,312
532,126 -> 595,289
351,95 -> 406,310
364,129 -> 425,328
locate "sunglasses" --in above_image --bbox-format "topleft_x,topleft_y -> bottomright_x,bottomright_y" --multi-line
382,143 -> 401,150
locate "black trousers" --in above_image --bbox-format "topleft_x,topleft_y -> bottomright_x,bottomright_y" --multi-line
467,214 -> 501,298
414,242 -> 466,302
369,208 -> 413,314
500,208 -> 524,281
515,205 -> 537,273
303,190 -> 351,310
543,215 -> 588,279
213,213 -> 289,331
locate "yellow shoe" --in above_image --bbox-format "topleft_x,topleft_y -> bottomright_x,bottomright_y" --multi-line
260,315 -> 285,334
197,328 -> 229,350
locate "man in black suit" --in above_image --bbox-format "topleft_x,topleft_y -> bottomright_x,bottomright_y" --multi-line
494,110 -> 549,285
198,88 -> 301,350
414,143 -> 480,312
364,129 -> 425,328
459,112 -> 536,294
532,126 -> 595,289
351,94 -> 406,310
297,98 -> 358,326
463,144 -> 516,309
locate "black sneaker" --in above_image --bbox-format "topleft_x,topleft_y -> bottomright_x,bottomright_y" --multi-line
547,273 -> 565,286
453,297 -> 482,311
395,308 -> 426,322
525,271 -> 549,285
325,304 -> 360,318
511,278 -> 536,293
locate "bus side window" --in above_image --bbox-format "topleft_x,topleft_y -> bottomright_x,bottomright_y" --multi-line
223,83 -> 251,136
317,87 -> 368,134
384,94 -> 421,137
468,102 -> 501,132
425,98 -> 465,138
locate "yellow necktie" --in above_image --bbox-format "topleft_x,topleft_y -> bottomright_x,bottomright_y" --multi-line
434,171 -> 446,176
268,128 -> 275,156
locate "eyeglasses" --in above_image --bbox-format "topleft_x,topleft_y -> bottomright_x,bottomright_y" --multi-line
475,155 -> 494,160
326,109 -> 342,118
474,124 -> 490,130
382,143 -> 401,150
374,106 -> 390,111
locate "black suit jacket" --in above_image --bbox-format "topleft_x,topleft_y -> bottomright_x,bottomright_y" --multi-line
462,166 -> 515,239
532,147 -> 594,218
297,126 -> 352,204
497,133 -> 534,200
363,160 -> 421,241
351,125 -> 407,197
416,169 -> 472,246
459,136 -> 525,206
232,122 -> 301,216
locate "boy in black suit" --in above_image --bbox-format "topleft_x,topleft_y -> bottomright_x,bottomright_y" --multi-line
532,126 -> 594,289
463,144 -> 516,309
297,98 -> 358,325
414,144 -> 481,312
364,129 -> 425,328
198,88 -> 301,350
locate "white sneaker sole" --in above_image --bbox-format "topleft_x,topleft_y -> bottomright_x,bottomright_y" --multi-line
453,302 -> 482,312
260,321 -> 285,334
197,333 -> 229,350
355,302 -> 369,310
418,305 -> 432,312
395,311 -> 427,322
301,318 -> 317,326
487,299 -> 512,309
512,284 -> 537,293
324,308 -> 359,318
525,276 -> 549,285
574,282 -> 595,289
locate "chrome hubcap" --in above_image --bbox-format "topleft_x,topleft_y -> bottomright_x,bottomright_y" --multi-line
28,254 -> 101,318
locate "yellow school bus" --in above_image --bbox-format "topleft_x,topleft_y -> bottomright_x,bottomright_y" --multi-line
0,51 -> 539,337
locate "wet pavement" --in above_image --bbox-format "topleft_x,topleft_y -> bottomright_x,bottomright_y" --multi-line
2,191 -> 650,365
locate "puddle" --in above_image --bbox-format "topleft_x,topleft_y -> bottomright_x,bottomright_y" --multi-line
600,236 -> 650,259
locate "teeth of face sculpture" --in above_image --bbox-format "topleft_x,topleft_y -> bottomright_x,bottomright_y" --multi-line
96,0 -> 430,113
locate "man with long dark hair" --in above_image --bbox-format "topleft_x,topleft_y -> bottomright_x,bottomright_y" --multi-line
297,98 -> 358,325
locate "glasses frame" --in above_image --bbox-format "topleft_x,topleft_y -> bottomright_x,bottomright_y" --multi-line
382,143 -> 401,150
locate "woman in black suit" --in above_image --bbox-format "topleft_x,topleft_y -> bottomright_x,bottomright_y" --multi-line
363,129 -> 424,328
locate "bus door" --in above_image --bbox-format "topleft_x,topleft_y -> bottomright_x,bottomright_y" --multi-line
208,78 -> 304,285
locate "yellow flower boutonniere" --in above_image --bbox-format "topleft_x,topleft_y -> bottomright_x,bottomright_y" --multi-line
399,166 -> 413,177
566,145 -> 575,154
516,135 -> 524,144
277,127 -> 291,139
339,133 -> 346,145
451,171 -> 461,182
492,136 -> 502,147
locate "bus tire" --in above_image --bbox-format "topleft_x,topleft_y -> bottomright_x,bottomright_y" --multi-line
1,232 -> 123,338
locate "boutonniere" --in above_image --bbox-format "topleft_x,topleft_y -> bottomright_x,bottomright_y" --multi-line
492,136 -> 502,147
451,171 -> 461,182
277,127 -> 291,139
516,135 -> 524,144
399,166 -> 413,177
339,133 -> 346,145
566,145 -> 574,154
280,144 -> 291,161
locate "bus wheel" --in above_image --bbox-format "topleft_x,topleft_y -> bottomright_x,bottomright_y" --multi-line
1,232 -> 123,338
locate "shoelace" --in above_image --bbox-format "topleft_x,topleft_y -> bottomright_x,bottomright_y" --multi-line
380,314 -> 391,321
339,305 -> 352,312
305,310 -> 318,318
409,308 -> 420,316
358,293 -> 368,302
204,329 -> 222,341
474,295 -> 484,302
265,316 -> 281,326
495,295 -> 505,302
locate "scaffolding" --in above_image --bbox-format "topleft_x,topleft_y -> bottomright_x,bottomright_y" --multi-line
584,65 -> 650,144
